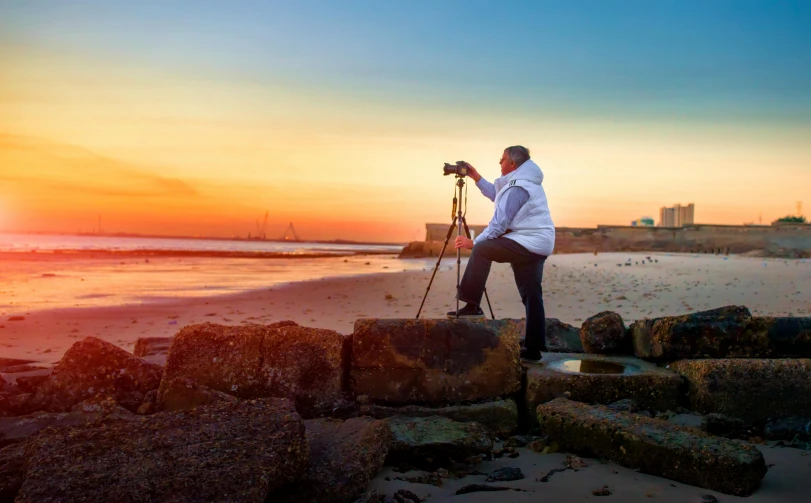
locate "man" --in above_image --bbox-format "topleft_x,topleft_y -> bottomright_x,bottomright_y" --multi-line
448,145 -> 555,362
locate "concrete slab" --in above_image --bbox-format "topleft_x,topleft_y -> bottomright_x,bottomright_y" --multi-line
537,398 -> 767,496
670,358 -> 811,423
525,353 -> 683,427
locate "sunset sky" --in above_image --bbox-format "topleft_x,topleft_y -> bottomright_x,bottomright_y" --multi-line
1,1 -> 809,242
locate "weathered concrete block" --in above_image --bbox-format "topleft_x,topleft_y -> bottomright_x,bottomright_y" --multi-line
506,318 -> 584,353
525,353 -> 682,428
16,398 -> 309,503
669,358 -> 811,423
631,305 -> 752,359
385,416 -> 493,467
537,398 -> 767,496
28,337 -> 162,413
159,323 -> 345,416
358,399 -> 519,437
276,417 -> 391,503
580,311 -> 627,354
350,319 -> 521,405
632,306 -> 811,360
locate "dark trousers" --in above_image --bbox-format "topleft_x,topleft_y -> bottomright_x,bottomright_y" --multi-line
457,237 -> 547,352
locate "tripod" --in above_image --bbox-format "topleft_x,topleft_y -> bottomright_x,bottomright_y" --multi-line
416,175 -> 495,319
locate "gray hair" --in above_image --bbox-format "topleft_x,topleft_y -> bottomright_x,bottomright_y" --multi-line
505,145 -> 530,167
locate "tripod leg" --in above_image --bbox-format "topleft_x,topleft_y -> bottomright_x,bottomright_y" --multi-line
416,220 -> 457,319
460,217 -> 496,320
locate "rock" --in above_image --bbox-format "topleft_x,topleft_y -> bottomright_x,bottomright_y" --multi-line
0,443 -> 25,503
27,337 -> 162,413
13,375 -> 48,394
670,358 -> 811,423
159,323 -> 345,417
606,398 -> 640,413
0,393 -> 32,418
486,467 -> 524,482
157,377 -> 238,412
509,318 -> 584,353
765,416 -> 811,440
352,490 -> 383,503
350,319 -> 521,405
358,399 -> 518,437
132,336 -> 172,358
0,376 -> 5,390
704,413 -> 748,439
524,353 -> 682,428
0,401 -> 134,448
503,434 -> 533,448
393,489 -> 423,503
743,316 -> 811,356
386,416 -> 493,468
629,306 -> 811,360
16,398 -> 309,503
580,311 -> 627,354
276,417 -> 392,503
526,438 -> 548,452
537,398 -> 767,496
455,484 -> 512,495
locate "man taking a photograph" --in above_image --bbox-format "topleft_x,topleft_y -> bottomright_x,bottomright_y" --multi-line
449,145 -> 555,362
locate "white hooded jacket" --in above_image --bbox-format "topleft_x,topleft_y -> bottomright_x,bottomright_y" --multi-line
486,159 -> 555,256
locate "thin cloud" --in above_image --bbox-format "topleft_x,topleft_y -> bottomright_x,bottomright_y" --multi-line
0,134 -> 197,198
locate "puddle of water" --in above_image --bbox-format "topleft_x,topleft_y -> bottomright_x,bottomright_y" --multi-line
561,359 -> 630,374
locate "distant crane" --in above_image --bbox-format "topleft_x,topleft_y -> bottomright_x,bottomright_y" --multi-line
798,201 -> 803,217
254,211 -> 269,240
281,222 -> 300,241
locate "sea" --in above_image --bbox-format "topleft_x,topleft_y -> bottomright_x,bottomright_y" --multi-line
0,233 -> 403,256
0,233 -> 437,313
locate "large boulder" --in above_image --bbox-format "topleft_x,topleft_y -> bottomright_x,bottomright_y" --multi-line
580,311 -> 627,354
507,318 -> 584,353
156,377 -> 238,412
15,398 -> 310,503
350,319 -> 521,405
630,306 -> 811,359
385,416 -> 493,468
669,358 -> 811,423
159,323 -> 345,416
277,417 -> 392,503
0,403 -> 134,448
27,337 -> 162,413
525,353 -> 682,428
0,443 -> 25,503
359,399 -> 518,437
537,398 -> 767,496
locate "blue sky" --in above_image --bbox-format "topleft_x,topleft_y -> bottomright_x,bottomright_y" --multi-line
3,0 -> 810,121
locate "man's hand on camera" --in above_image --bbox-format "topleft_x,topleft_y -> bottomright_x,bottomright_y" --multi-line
464,163 -> 481,182
454,236 -> 474,250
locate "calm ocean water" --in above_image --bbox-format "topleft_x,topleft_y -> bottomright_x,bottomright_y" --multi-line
0,233 -> 403,255
0,233 -> 435,313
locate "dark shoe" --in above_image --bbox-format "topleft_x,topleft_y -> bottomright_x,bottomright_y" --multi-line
446,303 -> 485,319
520,348 -> 542,362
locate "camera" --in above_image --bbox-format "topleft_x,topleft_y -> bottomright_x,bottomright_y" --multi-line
443,161 -> 469,177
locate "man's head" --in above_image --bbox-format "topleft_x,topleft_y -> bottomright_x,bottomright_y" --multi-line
499,146 -> 530,176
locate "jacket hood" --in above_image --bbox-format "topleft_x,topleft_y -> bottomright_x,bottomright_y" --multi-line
494,159 -> 544,193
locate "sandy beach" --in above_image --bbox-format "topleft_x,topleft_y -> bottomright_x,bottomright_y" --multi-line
2,251 -> 811,501
1,251 -> 809,364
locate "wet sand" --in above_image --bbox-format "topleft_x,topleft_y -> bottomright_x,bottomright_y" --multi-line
1,251 -> 808,363
371,443 -> 811,502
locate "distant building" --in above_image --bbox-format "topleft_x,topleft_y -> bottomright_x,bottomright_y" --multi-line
659,203 -> 695,227
631,217 -> 655,227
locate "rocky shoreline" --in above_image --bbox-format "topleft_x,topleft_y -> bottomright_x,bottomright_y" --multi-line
2,307 -> 811,501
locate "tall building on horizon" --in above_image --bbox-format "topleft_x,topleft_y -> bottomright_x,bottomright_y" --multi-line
659,203 -> 695,227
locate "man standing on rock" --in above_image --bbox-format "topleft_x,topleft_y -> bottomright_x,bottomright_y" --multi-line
449,146 -> 555,362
